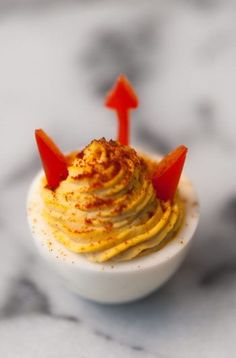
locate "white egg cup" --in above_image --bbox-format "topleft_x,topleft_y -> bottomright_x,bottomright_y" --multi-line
27,152 -> 199,304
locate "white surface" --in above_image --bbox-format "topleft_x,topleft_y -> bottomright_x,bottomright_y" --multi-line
0,0 -> 236,357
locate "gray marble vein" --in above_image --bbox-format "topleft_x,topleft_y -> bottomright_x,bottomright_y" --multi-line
83,17 -> 156,95
200,260 -> 236,286
0,277 -> 51,319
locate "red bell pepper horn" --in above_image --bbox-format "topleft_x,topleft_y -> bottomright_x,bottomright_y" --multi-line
35,129 -> 68,190
152,145 -> 188,201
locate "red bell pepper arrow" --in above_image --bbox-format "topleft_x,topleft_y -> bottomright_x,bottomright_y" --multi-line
152,145 -> 188,201
35,129 -> 68,190
105,74 -> 138,145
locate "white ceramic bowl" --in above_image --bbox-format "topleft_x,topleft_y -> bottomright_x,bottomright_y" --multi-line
27,153 -> 199,304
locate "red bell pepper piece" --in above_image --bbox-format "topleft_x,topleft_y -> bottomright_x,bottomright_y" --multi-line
35,129 -> 68,190
152,145 -> 188,201
105,75 -> 138,145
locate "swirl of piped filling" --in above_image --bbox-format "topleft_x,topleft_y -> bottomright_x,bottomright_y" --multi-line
41,138 -> 184,262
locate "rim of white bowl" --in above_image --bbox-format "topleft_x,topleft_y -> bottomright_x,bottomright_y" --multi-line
27,150 -> 200,273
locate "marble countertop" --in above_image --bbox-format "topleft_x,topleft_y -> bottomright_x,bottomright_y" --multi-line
1,0 -> 236,356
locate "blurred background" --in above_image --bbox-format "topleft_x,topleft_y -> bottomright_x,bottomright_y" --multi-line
0,0 -> 236,357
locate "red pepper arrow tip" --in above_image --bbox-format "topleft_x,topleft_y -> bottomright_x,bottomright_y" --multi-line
105,74 -> 139,109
